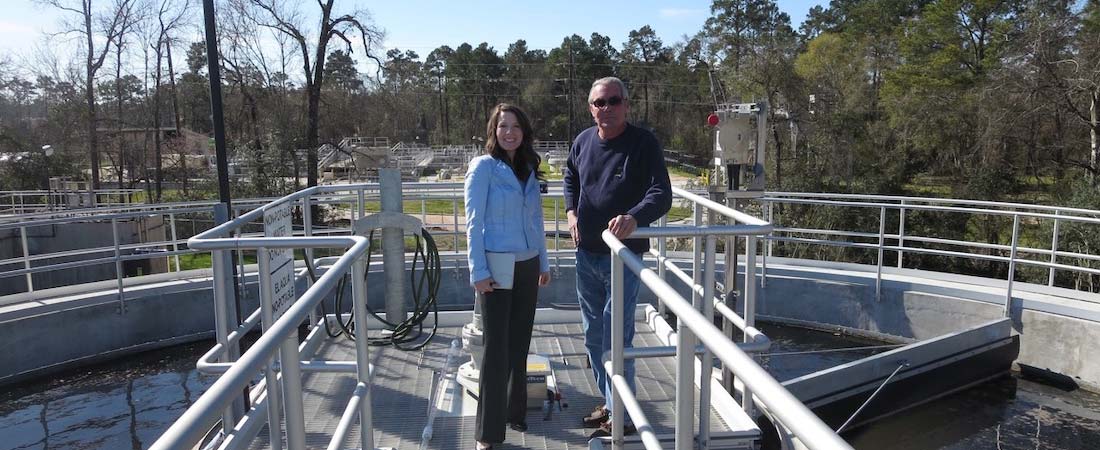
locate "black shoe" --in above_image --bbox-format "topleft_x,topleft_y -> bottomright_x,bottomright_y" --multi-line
509,421 -> 528,432
587,421 -> 637,439
581,405 -> 609,428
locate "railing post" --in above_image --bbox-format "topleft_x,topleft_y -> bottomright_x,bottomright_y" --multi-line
897,200 -> 906,268
699,235 -> 717,450
112,218 -> 125,313
352,255 -> 375,450
610,250 -> 625,450
657,215 -> 667,317
743,235 -> 757,417
359,188 -> 366,220
876,207 -> 886,302
169,213 -> 180,272
1006,214 -> 1020,317
211,203 -> 245,431
677,202 -> 702,450
1049,211 -> 1060,286
20,226 -> 33,293
257,247 -> 285,450
762,200 -> 771,287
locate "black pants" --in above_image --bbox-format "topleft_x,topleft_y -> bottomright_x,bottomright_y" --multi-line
475,256 -> 540,443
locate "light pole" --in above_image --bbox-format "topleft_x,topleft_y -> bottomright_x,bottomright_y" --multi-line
41,145 -> 53,210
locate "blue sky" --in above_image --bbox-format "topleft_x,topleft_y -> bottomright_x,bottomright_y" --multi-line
0,0 -> 825,68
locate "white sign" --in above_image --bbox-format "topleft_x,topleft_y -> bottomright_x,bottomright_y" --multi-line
264,203 -> 295,322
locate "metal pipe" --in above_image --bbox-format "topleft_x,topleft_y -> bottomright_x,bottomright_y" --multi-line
1049,212 -> 1060,286
897,201 -> 906,268
112,218 -> 124,312
604,362 -> 664,450
876,207 -> 885,301
352,256 -> 375,450
611,250 -> 625,449
169,213 -> 180,272
743,235 -> 758,417
20,226 -> 32,293
257,248 -> 284,450
699,235 -> 716,449
327,383 -> 367,450
1006,215 -> 1020,317
201,0 -> 231,209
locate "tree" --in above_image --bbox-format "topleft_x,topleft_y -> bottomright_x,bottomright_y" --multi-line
39,0 -> 136,190
238,0 -> 383,189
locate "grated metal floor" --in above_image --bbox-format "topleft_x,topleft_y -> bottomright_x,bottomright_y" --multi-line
249,321 -> 749,450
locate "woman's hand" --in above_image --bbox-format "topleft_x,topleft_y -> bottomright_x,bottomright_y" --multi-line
538,271 -> 551,286
474,278 -> 496,294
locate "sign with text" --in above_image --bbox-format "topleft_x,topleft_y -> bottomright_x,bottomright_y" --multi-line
264,203 -> 295,324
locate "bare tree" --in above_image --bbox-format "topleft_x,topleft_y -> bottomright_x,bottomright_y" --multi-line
39,0 -> 136,191
235,0 -> 382,188
147,0 -> 191,201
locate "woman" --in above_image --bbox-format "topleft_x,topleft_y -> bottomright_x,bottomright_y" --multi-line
464,103 -> 551,450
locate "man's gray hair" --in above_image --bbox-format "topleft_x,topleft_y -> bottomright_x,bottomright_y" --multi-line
590,77 -> 628,102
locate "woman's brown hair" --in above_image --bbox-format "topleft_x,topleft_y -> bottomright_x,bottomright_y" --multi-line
485,103 -> 544,182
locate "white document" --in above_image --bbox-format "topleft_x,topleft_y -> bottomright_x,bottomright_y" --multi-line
486,252 -> 516,290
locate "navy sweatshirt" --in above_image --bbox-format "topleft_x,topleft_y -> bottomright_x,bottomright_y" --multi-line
564,123 -> 673,254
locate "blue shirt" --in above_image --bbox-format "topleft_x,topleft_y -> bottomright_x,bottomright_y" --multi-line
464,155 -> 549,285
563,123 -> 672,254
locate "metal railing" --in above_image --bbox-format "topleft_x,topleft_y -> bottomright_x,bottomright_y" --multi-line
759,193 -> 1100,314
599,186 -> 852,450
0,188 -> 143,215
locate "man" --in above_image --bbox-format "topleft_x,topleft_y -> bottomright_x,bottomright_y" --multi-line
563,77 -> 672,438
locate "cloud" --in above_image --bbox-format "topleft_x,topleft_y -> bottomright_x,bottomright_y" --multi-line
0,21 -> 35,34
659,8 -> 705,19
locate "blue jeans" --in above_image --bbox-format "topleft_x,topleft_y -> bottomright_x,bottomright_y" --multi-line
576,248 -> 640,422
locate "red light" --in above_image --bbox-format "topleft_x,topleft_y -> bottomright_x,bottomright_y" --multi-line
707,113 -> 720,126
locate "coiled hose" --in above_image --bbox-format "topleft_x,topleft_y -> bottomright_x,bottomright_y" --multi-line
306,227 -> 441,350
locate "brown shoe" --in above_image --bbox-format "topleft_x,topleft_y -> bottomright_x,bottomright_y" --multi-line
582,405 -> 609,428
587,421 -> 637,438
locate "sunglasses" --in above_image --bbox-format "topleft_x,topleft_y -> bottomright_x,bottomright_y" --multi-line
590,96 -> 623,108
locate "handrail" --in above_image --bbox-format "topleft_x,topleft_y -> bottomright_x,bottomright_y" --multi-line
603,228 -> 852,449
149,236 -> 371,450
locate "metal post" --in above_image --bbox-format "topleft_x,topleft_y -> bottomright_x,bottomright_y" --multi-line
453,185 -> 459,253
380,169 -> 407,327
897,201 -> 906,268
280,323 -> 306,450
611,252 -> 625,450
20,226 -> 33,293
112,218 -> 125,312
352,256 -> 375,450
554,199 -> 560,251
762,200 -> 770,287
677,204 -> 701,450
743,236 -> 757,417
1049,212 -> 1060,286
359,188 -> 366,220
420,197 -> 426,225
257,248 -> 284,450
169,213 -> 180,272
699,235 -> 717,449
1006,215 -> 1020,317
876,207 -> 886,301
657,215 -> 667,317
211,204 -> 245,429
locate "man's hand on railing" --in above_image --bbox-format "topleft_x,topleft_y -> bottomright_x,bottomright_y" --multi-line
567,210 -> 579,245
607,214 -> 637,239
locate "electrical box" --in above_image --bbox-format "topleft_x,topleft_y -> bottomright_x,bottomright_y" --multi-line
710,102 -> 767,199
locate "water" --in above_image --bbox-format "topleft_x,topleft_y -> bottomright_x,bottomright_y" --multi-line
756,324 -> 1100,450
2,327 -> 1099,449
0,341 -> 215,450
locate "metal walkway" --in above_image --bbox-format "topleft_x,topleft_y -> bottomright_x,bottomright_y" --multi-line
247,321 -> 756,450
